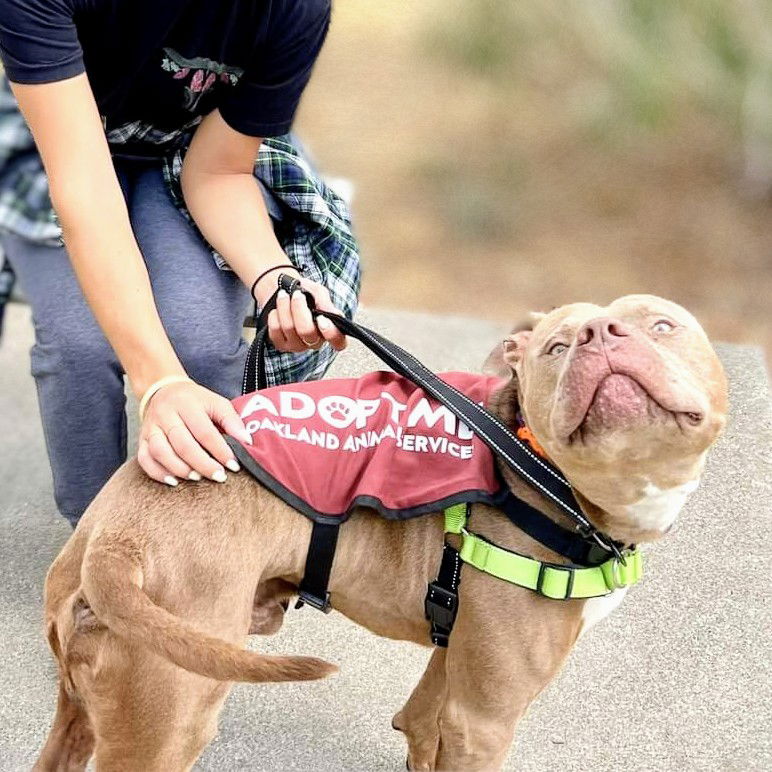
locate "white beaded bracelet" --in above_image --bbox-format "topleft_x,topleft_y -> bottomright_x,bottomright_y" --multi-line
138,375 -> 192,421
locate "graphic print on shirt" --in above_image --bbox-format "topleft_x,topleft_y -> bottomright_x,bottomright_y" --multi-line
161,48 -> 244,111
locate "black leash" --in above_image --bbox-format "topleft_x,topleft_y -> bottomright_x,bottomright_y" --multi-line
243,275 -> 626,623
243,276 -> 621,557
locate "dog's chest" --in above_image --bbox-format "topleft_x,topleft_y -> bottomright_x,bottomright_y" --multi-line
579,589 -> 628,637
625,479 -> 699,532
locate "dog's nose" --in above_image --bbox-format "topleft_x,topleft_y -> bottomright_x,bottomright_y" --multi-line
576,317 -> 631,347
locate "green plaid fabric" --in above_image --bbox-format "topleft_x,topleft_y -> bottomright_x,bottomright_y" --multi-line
0,78 -> 360,386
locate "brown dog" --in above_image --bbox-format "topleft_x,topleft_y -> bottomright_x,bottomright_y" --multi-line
35,294 -> 728,771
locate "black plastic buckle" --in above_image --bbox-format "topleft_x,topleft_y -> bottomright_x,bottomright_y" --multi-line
295,590 -> 332,614
536,562 -> 575,600
424,582 -> 458,645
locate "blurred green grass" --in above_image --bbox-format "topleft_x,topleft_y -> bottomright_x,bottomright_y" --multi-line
425,0 -> 768,138
300,1 -> 772,356
417,0 -> 772,237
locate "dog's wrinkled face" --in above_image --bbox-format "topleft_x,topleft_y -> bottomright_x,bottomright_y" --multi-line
500,295 -> 728,540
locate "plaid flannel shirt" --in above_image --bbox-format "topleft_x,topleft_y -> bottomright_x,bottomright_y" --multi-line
0,78 -> 360,386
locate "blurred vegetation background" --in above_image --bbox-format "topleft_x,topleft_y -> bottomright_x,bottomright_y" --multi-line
298,0 -> 771,355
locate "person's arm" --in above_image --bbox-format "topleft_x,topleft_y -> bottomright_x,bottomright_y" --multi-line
14,76 -> 183,394
10,76 -> 251,484
180,109 -> 345,352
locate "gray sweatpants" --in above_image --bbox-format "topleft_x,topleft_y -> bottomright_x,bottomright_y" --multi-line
2,160 -> 253,525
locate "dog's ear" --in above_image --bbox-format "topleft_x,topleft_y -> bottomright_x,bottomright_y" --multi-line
483,320 -> 534,376
502,330 -> 532,368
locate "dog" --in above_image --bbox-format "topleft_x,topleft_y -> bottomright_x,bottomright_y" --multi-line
34,294 -> 728,771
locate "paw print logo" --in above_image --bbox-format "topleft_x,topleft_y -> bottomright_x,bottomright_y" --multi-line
318,396 -> 358,429
327,401 -> 349,422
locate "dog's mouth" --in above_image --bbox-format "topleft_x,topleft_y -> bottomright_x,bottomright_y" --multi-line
567,373 -> 704,444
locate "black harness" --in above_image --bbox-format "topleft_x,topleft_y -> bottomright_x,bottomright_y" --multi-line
244,277 -> 626,643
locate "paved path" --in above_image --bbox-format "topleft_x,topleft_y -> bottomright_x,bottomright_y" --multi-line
0,302 -> 769,771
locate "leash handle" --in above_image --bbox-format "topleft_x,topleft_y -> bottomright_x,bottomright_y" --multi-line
242,285 -> 608,542
242,274 -> 311,396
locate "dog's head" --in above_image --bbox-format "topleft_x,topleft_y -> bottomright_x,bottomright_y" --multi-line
489,295 -> 728,542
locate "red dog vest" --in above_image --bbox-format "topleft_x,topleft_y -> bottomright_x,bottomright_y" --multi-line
229,371 -> 507,523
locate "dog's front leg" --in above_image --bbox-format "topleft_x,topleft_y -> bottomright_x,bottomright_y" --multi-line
392,648 -> 447,770
249,578 -> 295,635
432,571 -> 578,770
433,645 -> 523,772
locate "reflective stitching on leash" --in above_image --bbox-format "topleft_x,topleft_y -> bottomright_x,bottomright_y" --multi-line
355,325 -> 591,528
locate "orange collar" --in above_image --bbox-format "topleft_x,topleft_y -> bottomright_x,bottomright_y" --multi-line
515,423 -> 548,459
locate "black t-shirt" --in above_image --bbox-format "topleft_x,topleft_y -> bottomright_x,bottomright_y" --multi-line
0,0 -> 330,137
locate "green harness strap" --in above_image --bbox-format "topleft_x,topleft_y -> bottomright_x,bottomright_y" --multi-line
443,503 -> 643,600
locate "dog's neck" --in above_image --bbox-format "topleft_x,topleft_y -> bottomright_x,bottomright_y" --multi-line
487,379 -> 689,545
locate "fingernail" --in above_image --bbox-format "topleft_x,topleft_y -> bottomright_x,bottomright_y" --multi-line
278,289 -> 288,299
212,469 -> 227,483
240,430 -> 253,445
188,471 -> 202,482
317,317 -> 331,331
226,459 -> 240,472
163,476 -> 178,487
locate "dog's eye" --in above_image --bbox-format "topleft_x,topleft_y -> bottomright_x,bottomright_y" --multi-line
547,342 -> 568,356
651,319 -> 675,334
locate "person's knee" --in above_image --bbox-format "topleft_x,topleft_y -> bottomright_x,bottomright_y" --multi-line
30,324 -> 118,379
170,324 -> 248,398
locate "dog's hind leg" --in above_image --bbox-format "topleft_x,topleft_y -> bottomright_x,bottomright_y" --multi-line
392,648 -> 447,771
36,541 -> 96,772
33,683 -> 94,772
85,635 -> 233,771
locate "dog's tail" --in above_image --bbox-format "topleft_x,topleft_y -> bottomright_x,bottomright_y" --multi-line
80,537 -> 336,684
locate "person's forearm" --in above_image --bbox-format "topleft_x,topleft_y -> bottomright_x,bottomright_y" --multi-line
11,75 -> 184,398
56,185 -> 185,396
179,112 -> 346,358
180,165 -> 292,290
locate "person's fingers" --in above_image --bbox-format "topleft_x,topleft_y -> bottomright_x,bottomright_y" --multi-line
181,405 -> 240,474
316,315 -> 346,351
298,281 -> 347,350
146,429 -> 194,481
290,290 -> 324,349
163,420 -> 227,481
299,279 -> 336,313
210,397 -> 253,446
267,309 -> 288,350
276,290 -> 305,351
137,438 -> 179,487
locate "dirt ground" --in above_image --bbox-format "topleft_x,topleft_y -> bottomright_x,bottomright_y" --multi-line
296,4 -> 771,360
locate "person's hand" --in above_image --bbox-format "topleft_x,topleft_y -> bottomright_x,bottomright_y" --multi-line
138,380 -> 252,486
254,268 -> 347,353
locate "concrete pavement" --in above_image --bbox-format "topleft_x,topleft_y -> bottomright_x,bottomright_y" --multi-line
0,301 -> 770,771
